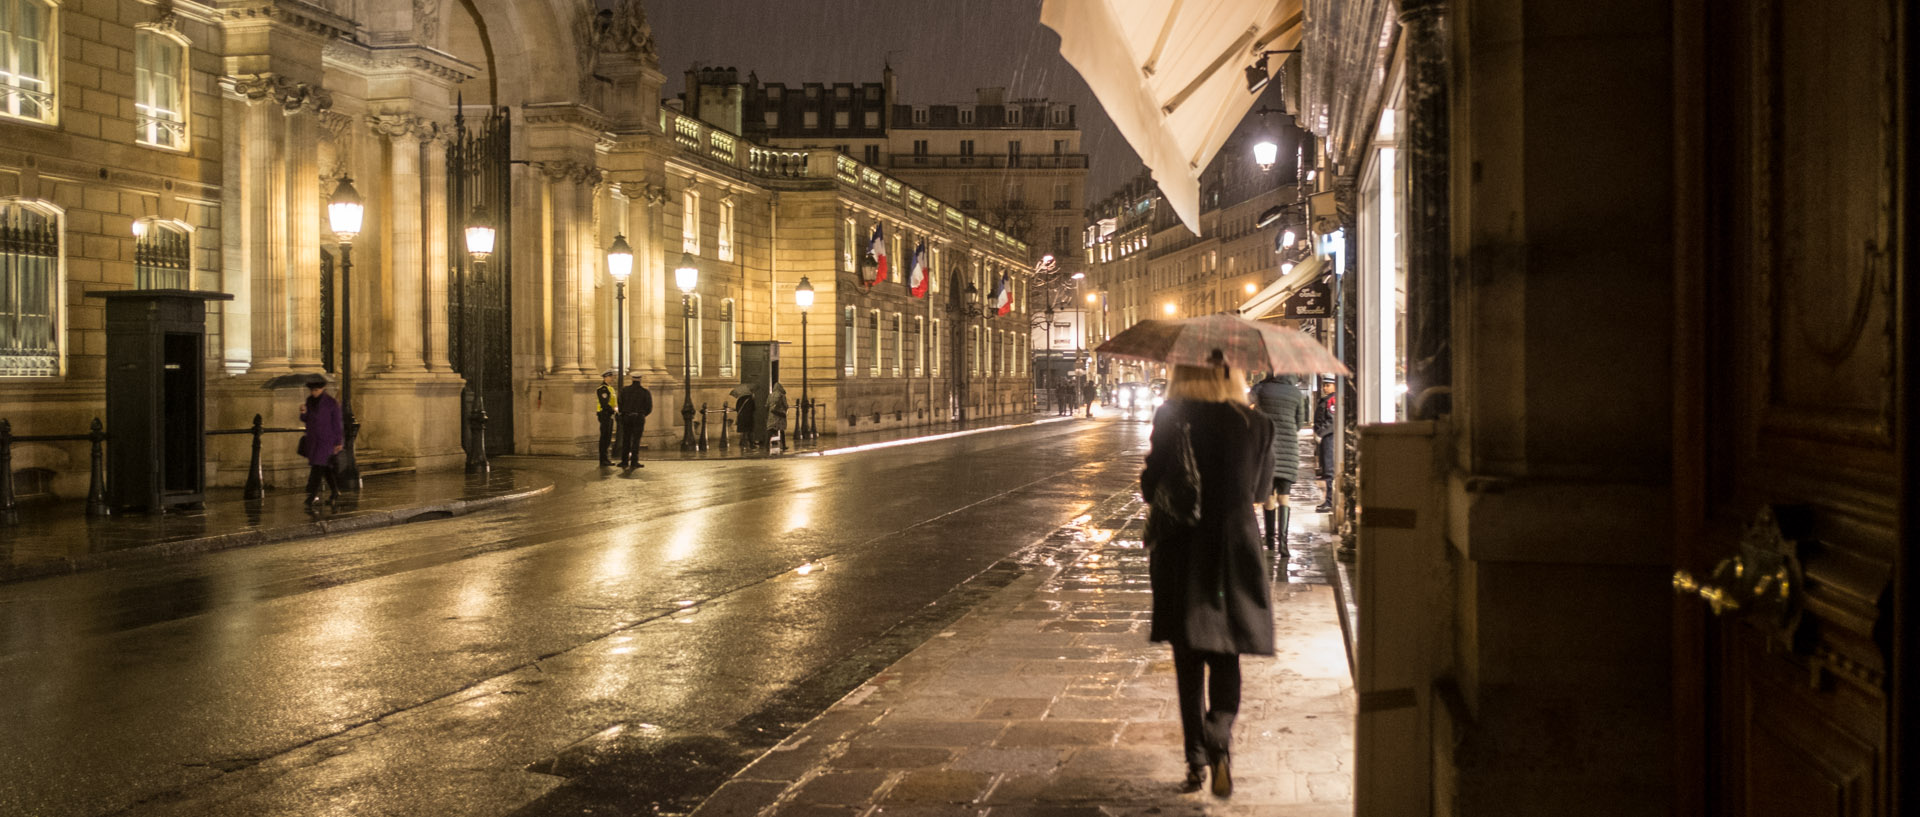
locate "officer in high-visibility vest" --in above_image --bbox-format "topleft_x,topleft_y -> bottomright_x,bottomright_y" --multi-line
596,370 -> 618,466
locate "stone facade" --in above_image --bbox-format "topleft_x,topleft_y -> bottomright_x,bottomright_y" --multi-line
1,0 -> 1029,502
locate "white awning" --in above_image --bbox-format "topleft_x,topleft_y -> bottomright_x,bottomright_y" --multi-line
1237,255 -> 1323,319
1041,0 -> 1303,235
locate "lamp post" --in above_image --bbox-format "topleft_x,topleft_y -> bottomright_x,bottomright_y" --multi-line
675,252 -> 699,451
463,205 -> 497,473
607,235 -> 634,391
794,275 -> 814,441
946,273 -> 983,423
326,177 -> 364,491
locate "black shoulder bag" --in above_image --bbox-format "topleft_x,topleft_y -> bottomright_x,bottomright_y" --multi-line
1145,422 -> 1202,548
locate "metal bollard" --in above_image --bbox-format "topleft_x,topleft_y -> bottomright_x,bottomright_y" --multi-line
717,408 -> 729,452
244,414 -> 265,501
86,418 -> 109,517
696,403 -> 709,452
1,418 -> 15,515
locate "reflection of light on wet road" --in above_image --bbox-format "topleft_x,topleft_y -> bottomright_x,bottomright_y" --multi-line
665,519 -> 702,562
782,494 -> 813,531
812,417 -> 1079,456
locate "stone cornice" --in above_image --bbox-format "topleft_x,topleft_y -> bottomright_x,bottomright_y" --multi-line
325,42 -> 478,84
536,160 -> 603,186
222,73 -> 333,113
368,113 -> 440,142
523,102 -> 608,133
214,0 -> 354,40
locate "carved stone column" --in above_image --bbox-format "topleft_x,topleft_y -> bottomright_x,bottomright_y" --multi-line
374,115 -> 428,373
574,165 -> 601,374
542,162 -> 581,374
237,77 -> 290,372
284,86 -> 331,371
634,182 -> 670,379
424,128 -> 452,372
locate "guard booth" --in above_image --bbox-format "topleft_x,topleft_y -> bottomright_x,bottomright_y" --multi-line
735,341 -> 786,449
88,290 -> 232,512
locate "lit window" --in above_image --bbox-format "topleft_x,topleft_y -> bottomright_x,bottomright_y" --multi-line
931,318 -> 941,375
892,313 -> 903,377
968,326 -> 978,375
720,299 -> 736,376
914,316 -> 925,376
133,219 -> 190,289
716,200 -> 734,261
682,188 -> 700,253
843,306 -> 856,375
843,217 -> 855,272
868,309 -> 880,376
135,27 -> 188,149
2,199 -> 61,376
0,0 -> 56,124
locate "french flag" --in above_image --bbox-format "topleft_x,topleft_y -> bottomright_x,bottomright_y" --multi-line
990,273 -> 1013,316
866,224 -> 890,283
907,241 -> 929,297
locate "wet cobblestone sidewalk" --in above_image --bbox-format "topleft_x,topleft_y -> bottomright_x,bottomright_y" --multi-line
692,492 -> 1354,817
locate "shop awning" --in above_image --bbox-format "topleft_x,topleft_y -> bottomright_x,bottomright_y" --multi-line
1237,255 -> 1323,319
1040,0 -> 1303,235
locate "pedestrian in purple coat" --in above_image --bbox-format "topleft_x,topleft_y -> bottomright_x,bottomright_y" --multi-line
299,377 -> 344,506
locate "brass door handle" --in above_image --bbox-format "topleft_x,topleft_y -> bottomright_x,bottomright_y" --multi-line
1673,554 -> 1795,619
1673,560 -> 1746,616
1676,506 -> 1810,650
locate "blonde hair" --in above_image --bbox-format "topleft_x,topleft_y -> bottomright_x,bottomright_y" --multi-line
1166,363 -> 1246,404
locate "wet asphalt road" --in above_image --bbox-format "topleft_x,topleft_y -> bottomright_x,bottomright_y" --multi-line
0,417 -> 1150,817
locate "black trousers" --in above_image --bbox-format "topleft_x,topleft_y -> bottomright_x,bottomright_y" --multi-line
1171,644 -> 1242,766
617,416 -> 646,465
597,412 -> 615,463
304,464 -> 337,500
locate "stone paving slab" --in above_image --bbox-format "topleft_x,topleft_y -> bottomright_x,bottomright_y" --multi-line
690,494 -> 1355,817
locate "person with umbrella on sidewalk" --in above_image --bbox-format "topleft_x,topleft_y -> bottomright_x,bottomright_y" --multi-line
1101,313 -> 1346,797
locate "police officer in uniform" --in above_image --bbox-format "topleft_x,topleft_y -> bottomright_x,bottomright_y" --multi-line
617,376 -> 654,470
596,370 -> 618,466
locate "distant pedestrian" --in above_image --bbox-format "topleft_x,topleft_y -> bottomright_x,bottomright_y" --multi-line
1313,380 -> 1336,512
617,377 -> 653,470
1141,352 -> 1275,798
596,370 -> 618,466
1250,373 -> 1310,557
1056,380 -> 1074,416
735,391 -> 756,450
298,377 -> 344,506
1081,379 -> 1097,417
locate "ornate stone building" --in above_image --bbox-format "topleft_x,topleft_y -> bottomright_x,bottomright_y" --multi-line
1,0 -> 1030,500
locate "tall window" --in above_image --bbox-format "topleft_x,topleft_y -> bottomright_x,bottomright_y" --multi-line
959,140 -> 975,156
0,0 -> 54,123
134,27 -> 187,148
719,298 -> 736,376
842,217 -> 855,272
1007,140 -> 1021,158
803,111 -> 818,129
1,199 -> 60,377
958,107 -> 974,125
833,110 -> 848,129
891,313 -> 903,376
931,318 -> 942,375
763,111 -> 778,128
912,140 -> 928,156
958,183 -> 977,207
843,306 -> 856,374
913,316 -> 924,376
688,294 -> 704,376
133,219 -> 189,289
868,309 -> 880,376
911,106 -> 927,124
863,144 -> 880,165
968,326 -> 978,375
682,189 -> 700,254
716,200 -> 734,261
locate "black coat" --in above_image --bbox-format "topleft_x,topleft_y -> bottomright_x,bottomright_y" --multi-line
619,383 -> 653,418
1250,376 -> 1310,483
1141,398 -> 1276,655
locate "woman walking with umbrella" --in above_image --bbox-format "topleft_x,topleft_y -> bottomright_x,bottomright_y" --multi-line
1102,315 -> 1344,797
1141,351 -> 1273,796
299,376 -> 344,506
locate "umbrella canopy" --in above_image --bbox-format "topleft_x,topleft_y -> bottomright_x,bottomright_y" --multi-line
1040,0 -> 1303,234
260,372 -> 333,390
1096,314 -> 1348,375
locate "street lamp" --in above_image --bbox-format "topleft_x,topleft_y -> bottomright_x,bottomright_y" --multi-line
463,205 -> 496,473
606,234 -> 633,391
326,177 -> 364,491
794,276 -> 815,441
675,252 -> 699,451
1253,139 -> 1279,172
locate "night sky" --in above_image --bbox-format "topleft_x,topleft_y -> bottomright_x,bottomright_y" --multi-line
646,0 -> 1147,201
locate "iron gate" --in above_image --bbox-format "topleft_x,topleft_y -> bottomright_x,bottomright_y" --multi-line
448,105 -> 514,455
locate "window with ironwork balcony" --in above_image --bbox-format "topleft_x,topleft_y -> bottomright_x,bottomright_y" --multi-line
133,219 -> 190,289
1,198 -> 60,377
135,27 -> 188,149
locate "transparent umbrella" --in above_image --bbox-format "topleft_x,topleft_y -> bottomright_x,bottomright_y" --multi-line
1095,314 -> 1348,375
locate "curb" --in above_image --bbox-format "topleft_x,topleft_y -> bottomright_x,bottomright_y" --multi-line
0,480 -> 555,583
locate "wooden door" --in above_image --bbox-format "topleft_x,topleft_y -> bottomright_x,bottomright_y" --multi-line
1676,0 -> 1909,814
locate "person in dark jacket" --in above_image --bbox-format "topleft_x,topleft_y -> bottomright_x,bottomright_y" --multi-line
1250,373 -> 1310,555
616,378 -> 653,470
299,377 -> 344,506
1141,355 -> 1275,797
1313,380 -> 1336,512
596,371 -> 618,466
1081,378 -> 1097,417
